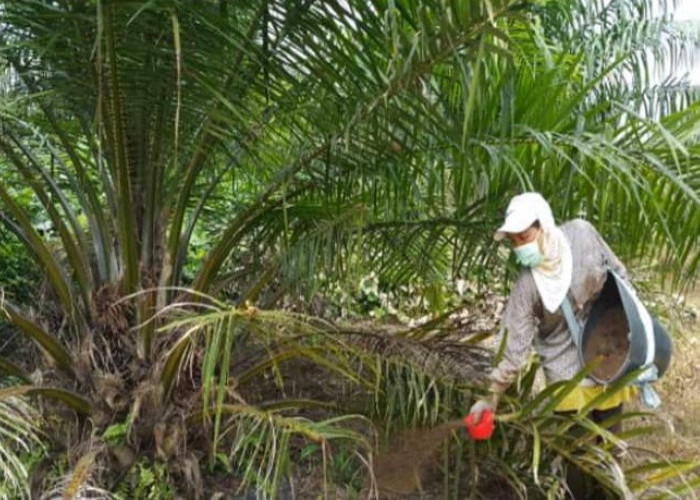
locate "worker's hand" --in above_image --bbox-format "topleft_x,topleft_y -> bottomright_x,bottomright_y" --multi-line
467,399 -> 494,425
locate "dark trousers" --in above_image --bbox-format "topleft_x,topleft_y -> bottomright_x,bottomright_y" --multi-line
558,404 -> 623,500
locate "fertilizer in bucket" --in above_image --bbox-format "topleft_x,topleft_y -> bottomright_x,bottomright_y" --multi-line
579,270 -> 672,385
582,306 -> 630,382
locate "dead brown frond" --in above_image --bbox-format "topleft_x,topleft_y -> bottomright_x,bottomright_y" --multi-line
93,283 -> 132,338
344,329 -> 492,384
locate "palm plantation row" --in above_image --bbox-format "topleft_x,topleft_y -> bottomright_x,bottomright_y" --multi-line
0,0 -> 699,497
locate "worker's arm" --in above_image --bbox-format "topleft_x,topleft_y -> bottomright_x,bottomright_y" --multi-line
469,273 -> 539,421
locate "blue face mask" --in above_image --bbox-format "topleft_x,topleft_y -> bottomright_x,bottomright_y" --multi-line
514,241 -> 543,268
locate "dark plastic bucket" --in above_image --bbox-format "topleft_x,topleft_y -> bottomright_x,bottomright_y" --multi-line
579,270 -> 672,384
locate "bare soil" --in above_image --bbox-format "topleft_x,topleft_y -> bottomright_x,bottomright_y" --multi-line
627,285 -> 700,461
373,420 -> 463,495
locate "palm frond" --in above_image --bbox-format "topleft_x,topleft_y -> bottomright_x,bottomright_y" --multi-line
0,387 -> 44,500
200,404 -> 374,498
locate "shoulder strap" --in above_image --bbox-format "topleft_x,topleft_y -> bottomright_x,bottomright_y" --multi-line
560,293 -> 582,349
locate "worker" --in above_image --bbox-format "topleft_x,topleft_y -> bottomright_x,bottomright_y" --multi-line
468,192 -> 636,498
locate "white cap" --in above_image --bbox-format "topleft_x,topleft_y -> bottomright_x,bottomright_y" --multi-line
494,192 -> 552,241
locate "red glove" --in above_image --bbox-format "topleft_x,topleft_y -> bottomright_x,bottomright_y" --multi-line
465,400 -> 495,440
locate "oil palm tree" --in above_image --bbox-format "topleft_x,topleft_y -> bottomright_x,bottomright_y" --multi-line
0,1 -> 538,495
0,0 -> 698,496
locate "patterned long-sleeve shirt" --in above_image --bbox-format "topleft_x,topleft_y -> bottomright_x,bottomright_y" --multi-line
490,218 -> 629,387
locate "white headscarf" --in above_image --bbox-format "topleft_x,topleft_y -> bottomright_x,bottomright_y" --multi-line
496,192 -> 573,313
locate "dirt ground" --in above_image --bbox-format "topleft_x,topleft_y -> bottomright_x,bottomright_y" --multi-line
628,284 -> 700,460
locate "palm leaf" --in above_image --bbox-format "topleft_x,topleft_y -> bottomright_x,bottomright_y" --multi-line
1,303 -> 75,379
0,389 -> 43,500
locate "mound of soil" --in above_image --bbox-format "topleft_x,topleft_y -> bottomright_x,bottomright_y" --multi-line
373,420 -> 463,494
